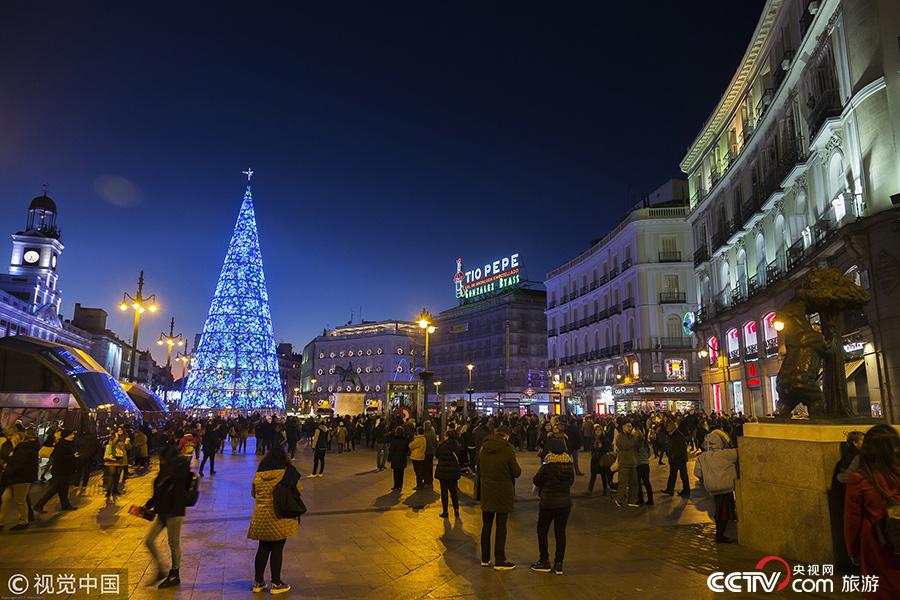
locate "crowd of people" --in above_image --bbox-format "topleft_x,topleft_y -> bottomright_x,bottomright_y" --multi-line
0,408 -> 897,597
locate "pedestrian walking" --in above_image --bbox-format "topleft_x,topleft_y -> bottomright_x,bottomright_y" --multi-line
530,437 -> 574,575
843,424 -> 900,599
144,445 -> 193,589
409,427 -> 427,489
388,427 -> 409,491
103,431 -> 129,501
435,429 -> 462,518
0,428 -> 38,530
660,420 -> 691,497
477,425 -> 521,570
34,429 -> 78,513
309,421 -> 329,478
199,426 -> 219,477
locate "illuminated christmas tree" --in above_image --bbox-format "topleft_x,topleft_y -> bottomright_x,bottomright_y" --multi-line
181,171 -> 283,410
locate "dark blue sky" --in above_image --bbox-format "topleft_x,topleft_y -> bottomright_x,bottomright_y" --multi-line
1,1 -> 764,365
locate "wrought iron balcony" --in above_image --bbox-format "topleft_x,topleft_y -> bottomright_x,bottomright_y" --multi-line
622,297 -> 635,310
608,303 -> 621,316
807,89 -> 842,144
622,340 -> 634,353
659,291 -> 686,304
621,258 -> 633,271
745,343 -> 758,361
693,246 -> 708,267
659,250 -> 683,263
659,337 -> 692,349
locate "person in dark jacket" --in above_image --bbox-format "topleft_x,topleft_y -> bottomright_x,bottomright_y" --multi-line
34,429 -> 78,513
477,425 -> 521,570
199,426 -> 219,477
587,424 -> 614,496
388,427 -> 410,491
661,421 -> 691,497
2,429 -> 39,530
144,445 -> 192,589
530,437 -> 575,575
434,430 -> 462,517
565,421 -> 584,476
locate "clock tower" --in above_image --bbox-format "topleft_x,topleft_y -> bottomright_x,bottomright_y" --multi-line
6,192 -> 65,316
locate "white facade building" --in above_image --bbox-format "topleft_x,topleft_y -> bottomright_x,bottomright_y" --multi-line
0,194 -> 90,349
301,320 -> 425,412
546,180 -> 700,414
682,0 -> 900,418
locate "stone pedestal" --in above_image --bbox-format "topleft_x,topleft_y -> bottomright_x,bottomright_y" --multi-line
736,421 -> 894,564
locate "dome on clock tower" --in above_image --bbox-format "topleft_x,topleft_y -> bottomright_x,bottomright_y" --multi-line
29,193 -> 57,213
20,191 -> 60,239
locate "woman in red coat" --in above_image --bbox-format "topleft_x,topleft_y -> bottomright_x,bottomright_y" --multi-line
844,424 -> 900,600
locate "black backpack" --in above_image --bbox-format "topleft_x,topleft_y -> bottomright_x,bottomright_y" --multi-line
273,465 -> 307,519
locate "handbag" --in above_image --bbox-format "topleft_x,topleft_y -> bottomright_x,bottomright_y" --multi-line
273,466 -> 307,520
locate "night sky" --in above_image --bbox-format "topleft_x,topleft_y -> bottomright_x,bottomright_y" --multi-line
1,1 -> 765,366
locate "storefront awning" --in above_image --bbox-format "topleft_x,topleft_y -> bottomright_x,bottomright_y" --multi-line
845,358 -> 865,380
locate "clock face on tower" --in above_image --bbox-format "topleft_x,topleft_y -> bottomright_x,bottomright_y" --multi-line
23,249 -> 40,265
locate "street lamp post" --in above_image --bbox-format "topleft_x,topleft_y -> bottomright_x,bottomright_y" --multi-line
435,380 -> 444,437
175,349 -> 192,412
417,309 -> 436,423
157,317 -> 184,409
465,362 -> 474,418
119,270 -> 158,382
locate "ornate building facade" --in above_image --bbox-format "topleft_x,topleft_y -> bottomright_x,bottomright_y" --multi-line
683,0 -> 900,418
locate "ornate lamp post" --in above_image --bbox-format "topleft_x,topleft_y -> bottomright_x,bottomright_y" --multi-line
417,308 -> 436,422
465,363 -> 474,417
119,270 -> 158,382
435,380 -> 444,436
156,317 -> 183,408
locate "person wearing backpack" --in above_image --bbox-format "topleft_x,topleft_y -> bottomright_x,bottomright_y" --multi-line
144,445 -> 192,589
434,429 -> 462,518
248,446 -> 303,595
844,424 -> 900,599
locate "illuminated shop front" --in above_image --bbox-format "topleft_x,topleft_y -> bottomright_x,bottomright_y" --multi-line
613,383 -> 700,414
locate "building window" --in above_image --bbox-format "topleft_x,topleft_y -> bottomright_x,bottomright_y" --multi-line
707,336 -> 719,366
726,328 -> 740,364
665,358 -> 687,380
763,311 -> 779,356
712,383 -> 722,413
743,321 -> 758,359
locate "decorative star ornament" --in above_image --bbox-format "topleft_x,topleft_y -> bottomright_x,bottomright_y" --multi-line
242,168 -> 254,181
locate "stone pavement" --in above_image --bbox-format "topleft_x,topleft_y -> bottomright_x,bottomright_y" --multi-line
0,441 -> 860,599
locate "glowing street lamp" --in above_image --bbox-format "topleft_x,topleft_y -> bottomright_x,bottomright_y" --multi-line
773,319 -> 785,332
417,308 -> 436,422
156,317 -> 184,369
119,270 -> 158,382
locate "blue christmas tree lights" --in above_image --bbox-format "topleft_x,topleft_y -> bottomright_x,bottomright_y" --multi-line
181,182 -> 283,410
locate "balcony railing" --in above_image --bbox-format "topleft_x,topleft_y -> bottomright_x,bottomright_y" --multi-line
693,246 -> 708,267
622,340 -> 634,353
659,291 -> 687,304
622,257 -> 633,271
659,337 -> 692,349
787,238 -> 805,271
548,300 -> 557,308
547,329 -> 557,338
659,250 -> 682,262
807,89 -> 842,144
608,303 -> 621,316
711,231 -> 725,253
745,343 -> 759,361
590,280 -> 599,291
622,297 -> 635,310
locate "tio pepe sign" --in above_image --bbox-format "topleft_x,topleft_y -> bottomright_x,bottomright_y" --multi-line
454,253 -> 521,302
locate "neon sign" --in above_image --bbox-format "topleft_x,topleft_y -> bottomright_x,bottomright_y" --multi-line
454,253 -> 521,302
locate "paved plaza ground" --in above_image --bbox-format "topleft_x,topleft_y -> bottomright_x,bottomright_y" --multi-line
0,441 -> 859,599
